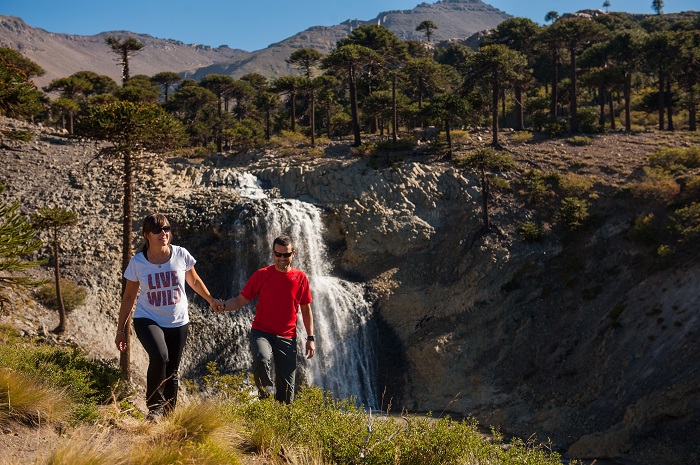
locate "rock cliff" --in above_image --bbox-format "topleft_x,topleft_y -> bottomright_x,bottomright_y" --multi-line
1,118 -> 698,465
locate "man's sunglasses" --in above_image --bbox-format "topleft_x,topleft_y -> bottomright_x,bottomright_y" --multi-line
151,226 -> 171,234
273,251 -> 293,258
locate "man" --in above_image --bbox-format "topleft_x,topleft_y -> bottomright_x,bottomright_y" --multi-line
217,235 -> 315,402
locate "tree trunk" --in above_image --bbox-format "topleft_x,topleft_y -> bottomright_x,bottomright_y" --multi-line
624,74 -> 632,132
599,86 -> 606,129
689,89 -> 697,131
666,80 -> 674,131
310,88 -> 316,147
120,153 -> 134,382
481,167 -> 490,230
550,51 -> 559,119
52,229 -> 66,334
658,73 -> 665,130
349,65 -> 362,147
608,91 -> 616,131
290,92 -> 297,133
445,118 -> 452,158
569,45 -> 579,133
492,71 -> 499,146
392,73 -> 398,145
514,86 -> 524,131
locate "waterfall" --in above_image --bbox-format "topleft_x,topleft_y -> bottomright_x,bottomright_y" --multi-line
207,172 -> 379,407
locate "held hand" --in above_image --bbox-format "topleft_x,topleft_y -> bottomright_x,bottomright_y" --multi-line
115,332 -> 127,352
305,340 -> 315,359
212,298 -> 225,314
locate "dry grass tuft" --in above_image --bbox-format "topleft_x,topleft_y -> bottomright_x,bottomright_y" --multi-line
0,368 -> 71,426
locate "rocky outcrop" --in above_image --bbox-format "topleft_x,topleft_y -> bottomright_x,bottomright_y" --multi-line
1,120 -> 698,465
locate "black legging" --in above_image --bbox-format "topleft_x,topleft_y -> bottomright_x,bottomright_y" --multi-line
133,318 -> 189,412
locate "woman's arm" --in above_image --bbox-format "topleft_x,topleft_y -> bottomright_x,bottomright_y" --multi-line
115,279 -> 139,352
185,266 -> 220,311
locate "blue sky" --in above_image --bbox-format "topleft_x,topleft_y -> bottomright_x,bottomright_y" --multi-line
3,0 -> 697,52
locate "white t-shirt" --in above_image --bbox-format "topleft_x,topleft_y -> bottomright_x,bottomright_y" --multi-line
124,245 -> 195,327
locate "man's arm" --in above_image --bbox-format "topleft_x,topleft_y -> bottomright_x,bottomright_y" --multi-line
216,294 -> 250,314
301,303 -> 315,359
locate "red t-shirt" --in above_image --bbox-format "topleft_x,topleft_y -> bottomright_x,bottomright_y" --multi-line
241,265 -> 312,338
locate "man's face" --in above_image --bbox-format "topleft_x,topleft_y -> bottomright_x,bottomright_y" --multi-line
273,243 -> 294,271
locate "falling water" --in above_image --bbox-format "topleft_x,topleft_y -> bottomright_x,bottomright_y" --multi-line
211,172 -> 379,407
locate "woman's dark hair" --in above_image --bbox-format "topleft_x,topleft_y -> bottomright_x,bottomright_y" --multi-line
140,213 -> 171,253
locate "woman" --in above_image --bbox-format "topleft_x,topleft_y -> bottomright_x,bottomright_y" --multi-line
115,213 -> 221,419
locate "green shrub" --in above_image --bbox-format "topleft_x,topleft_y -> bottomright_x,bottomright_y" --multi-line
649,146 -> 700,172
35,278 -> 87,312
559,173 -> 594,197
556,197 -> 590,231
0,342 -> 125,415
629,212 -> 661,245
671,202 -> 700,242
627,167 -> 680,205
510,131 -> 534,143
566,135 -> 592,146
519,221 -> 546,241
542,119 -> 568,137
520,170 -> 558,205
1,128 -> 34,142
577,106 -> 600,133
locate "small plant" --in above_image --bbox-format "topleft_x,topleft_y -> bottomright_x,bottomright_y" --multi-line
510,131 -> 534,143
35,278 -> 87,312
626,167 -> 680,205
670,202 -> 700,243
556,197 -> 590,231
648,146 -> 700,172
559,173 -> 595,197
0,367 -> 71,425
1,128 -> 34,142
566,135 -> 592,146
519,221 -> 546,241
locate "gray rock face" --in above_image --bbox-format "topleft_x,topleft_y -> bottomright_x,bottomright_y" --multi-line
2,119 -> 698,465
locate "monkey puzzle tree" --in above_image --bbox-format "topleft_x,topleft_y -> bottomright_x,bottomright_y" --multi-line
322,44 -> 381,147
151,71 -> 182,102
77,101 -> 185,379
31,207 -> 79,334
288,48 -> 323,146
416,20 -> 439,43
456,147 -> 515,231
652,0 -> 664,15
0,183 -> 43,313
549,17 -> 606,132
484,17 -> 540,131
105,36 -> 145,85
466,44 -> 529,146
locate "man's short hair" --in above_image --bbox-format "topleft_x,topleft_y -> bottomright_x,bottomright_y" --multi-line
273,235 -> 293,249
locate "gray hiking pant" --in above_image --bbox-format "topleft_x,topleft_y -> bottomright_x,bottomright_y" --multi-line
250,329 -> 297,403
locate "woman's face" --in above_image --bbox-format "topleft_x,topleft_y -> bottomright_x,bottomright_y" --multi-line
145,222 -> 171,249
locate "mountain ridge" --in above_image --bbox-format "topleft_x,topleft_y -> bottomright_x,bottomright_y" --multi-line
0,0 -> 510,86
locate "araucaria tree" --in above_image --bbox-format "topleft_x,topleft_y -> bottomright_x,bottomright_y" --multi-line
0,183 -> 43,313
105,36 -> 145,85
31,207 -> 79,334
456,148 -> 515,231
288,48 -> 323,147
466,44 -> 529,146
77,101 -> 185,379
416,20 -> 439,43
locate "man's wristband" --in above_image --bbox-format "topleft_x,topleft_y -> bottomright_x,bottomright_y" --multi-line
306,335 -> 315,342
